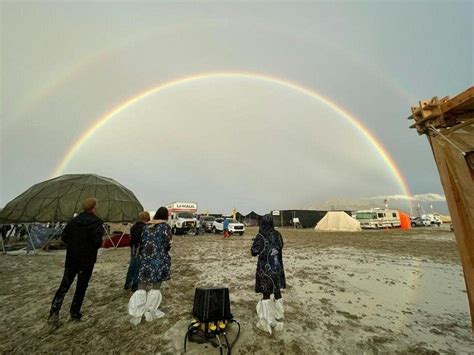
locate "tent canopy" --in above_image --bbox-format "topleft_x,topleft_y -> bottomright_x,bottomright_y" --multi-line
314,211 -> 361,232
245,211 -> 262,219
0,174 -> 144,223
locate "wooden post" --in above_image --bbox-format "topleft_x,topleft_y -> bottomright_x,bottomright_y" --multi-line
408,87 -> 474,328
428,134 -> 474,328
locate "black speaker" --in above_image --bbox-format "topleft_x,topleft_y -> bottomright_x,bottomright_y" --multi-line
192,287 -> 233,323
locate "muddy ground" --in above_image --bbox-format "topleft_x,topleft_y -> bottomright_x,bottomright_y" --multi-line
1,227 -> 473,354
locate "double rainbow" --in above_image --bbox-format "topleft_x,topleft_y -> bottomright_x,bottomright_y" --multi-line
51,71 -> 411,197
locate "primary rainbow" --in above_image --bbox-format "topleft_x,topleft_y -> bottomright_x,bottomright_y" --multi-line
52,71 -> 412,196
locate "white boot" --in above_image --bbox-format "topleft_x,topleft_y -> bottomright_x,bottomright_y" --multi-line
274,298 -> 284,331
128,290 -> 147,326
144,289 -> 165,322
256,299 -> 273,335
268,296 -> 284,331
273,298 -> 284,321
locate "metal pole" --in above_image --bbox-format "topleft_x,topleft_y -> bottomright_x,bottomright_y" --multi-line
25,224 -> 36,254
0,232 -> 5,254
103,224 -> 115,248
115,223 -> 130,249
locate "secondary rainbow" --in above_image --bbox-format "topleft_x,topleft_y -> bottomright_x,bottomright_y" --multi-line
52,71 -> 412,196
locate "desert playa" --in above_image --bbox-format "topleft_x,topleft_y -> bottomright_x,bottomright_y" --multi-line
1,227 -> 473,354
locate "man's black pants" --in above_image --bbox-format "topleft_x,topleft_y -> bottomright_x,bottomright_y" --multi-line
50,261 -> 94,318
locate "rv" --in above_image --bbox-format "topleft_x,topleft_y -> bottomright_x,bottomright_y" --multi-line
355,209 -> 401,229
166,202 -> 198,234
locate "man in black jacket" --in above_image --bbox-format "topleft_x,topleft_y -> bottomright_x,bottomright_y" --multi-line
49,197 -> 104,322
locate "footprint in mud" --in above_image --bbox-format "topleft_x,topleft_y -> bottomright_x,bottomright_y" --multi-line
40,321 -> 62,335
325,322 -> 342,335
369,335 -> 392,345
336,310 -> 360,320
289,339 -> 311,354
404,343 -> 440,354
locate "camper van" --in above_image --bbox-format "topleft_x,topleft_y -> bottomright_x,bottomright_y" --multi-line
355,209 -> 401,229
166,202 -> 198,234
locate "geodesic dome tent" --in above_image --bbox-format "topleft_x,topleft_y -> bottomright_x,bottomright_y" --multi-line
0,174 -> 144,223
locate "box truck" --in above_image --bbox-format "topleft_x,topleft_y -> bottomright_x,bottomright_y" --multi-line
166,202 -> 198,235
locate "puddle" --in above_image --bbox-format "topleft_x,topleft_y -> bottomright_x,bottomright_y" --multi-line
293,248 -> 473,352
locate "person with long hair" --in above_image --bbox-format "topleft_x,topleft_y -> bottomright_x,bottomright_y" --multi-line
251,214 -> 286,334
128,207 -> 172,325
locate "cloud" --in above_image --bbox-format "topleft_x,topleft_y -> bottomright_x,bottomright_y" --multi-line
365,194 -> 413,201
366,193 -> 446,202
413,193 -> 446,202
309,193 -> 447,211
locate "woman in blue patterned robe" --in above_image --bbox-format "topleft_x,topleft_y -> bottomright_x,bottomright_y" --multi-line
128,207 -> 171,325
137,219 -> 172,286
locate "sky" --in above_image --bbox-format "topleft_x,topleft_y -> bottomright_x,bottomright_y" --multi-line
1,1 -> 472,214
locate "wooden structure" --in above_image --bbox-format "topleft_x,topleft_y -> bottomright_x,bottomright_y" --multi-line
408,86 -> 474,327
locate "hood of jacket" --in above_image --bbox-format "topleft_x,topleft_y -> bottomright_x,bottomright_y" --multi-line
259,214 -> 275,236
74,211 -> 103,226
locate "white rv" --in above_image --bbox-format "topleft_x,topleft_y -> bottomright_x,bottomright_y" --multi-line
355,209 -> 401,229
166,202 -> 198,234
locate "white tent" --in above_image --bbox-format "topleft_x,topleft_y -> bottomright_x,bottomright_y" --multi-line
314,211 -> 361,232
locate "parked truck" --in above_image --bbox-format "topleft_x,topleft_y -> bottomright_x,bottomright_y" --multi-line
166,202 -> 198,235
422,213 -> 443,226
355,209 -> 401,229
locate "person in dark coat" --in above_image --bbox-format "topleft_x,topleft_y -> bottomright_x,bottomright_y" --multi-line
124,211 -> 151,291
49,197 -> 104,322
251,214 -> 286,334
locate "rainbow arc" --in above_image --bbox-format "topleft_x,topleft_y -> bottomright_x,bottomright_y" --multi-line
52,71 -> 411,197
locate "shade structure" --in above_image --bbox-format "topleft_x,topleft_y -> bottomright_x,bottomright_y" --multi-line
0,174 -> 144,223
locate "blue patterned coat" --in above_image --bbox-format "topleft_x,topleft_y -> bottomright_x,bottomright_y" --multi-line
138,222 -> 172,283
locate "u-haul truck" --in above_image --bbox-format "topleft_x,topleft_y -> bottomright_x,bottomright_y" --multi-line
166,202 -> 198,235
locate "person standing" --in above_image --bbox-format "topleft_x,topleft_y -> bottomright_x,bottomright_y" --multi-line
223,216 -> 230,239
128,207 -> 172,325
49,198 -> 104,322
124,211 -> 151,291
251,214 -> 286,334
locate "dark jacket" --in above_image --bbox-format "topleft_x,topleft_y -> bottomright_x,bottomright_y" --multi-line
61,212 -> 104,266
251,214 -> 286,294
130,221 -> 146,249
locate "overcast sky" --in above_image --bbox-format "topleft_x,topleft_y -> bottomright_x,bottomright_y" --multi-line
1,1 -> 472,214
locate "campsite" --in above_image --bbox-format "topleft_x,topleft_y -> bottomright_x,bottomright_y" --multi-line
1,226 -> 473,354
2,2 -> 473,354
